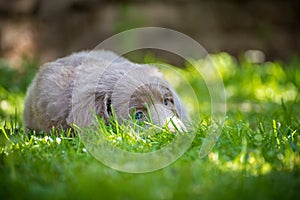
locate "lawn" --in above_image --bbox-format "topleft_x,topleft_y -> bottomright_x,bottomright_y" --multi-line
0,53 -> 299,200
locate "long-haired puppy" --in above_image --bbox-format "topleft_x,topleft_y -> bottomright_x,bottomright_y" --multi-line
23,50 -> 189,133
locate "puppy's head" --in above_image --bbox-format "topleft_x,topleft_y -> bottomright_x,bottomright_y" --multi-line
97,65 -> 188,132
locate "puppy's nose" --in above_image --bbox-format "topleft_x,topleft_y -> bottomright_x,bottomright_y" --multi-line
165,116 -> 187,133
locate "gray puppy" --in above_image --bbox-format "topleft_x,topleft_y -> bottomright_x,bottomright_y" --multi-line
23,50 -> 188,133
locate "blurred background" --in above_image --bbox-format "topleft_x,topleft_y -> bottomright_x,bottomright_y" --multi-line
0,0 -> 299,67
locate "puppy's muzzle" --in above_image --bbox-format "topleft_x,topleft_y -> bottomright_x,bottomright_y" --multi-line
149,104 -> 187,133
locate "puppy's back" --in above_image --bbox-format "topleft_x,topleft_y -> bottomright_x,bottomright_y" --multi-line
24,61 -> 76,132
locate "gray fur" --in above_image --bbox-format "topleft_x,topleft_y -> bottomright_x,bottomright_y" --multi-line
23,50 -> 189,133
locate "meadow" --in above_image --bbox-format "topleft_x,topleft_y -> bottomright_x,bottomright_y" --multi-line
0,53 -> 299,199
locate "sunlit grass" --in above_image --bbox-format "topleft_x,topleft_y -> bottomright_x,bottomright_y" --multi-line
75,115 -> 179,153
0,53 -> 299,199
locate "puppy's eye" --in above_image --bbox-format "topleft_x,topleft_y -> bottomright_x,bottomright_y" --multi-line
135,111 -> 144,120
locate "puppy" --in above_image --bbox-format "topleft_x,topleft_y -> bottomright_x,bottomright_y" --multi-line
23,50 -> 189,133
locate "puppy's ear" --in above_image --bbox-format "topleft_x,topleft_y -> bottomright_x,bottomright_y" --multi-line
95,91 -> 111,122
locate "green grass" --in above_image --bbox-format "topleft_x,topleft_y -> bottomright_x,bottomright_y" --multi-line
0,53 -> 300,199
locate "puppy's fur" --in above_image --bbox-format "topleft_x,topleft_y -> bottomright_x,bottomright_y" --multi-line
23,50 -> 188,133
